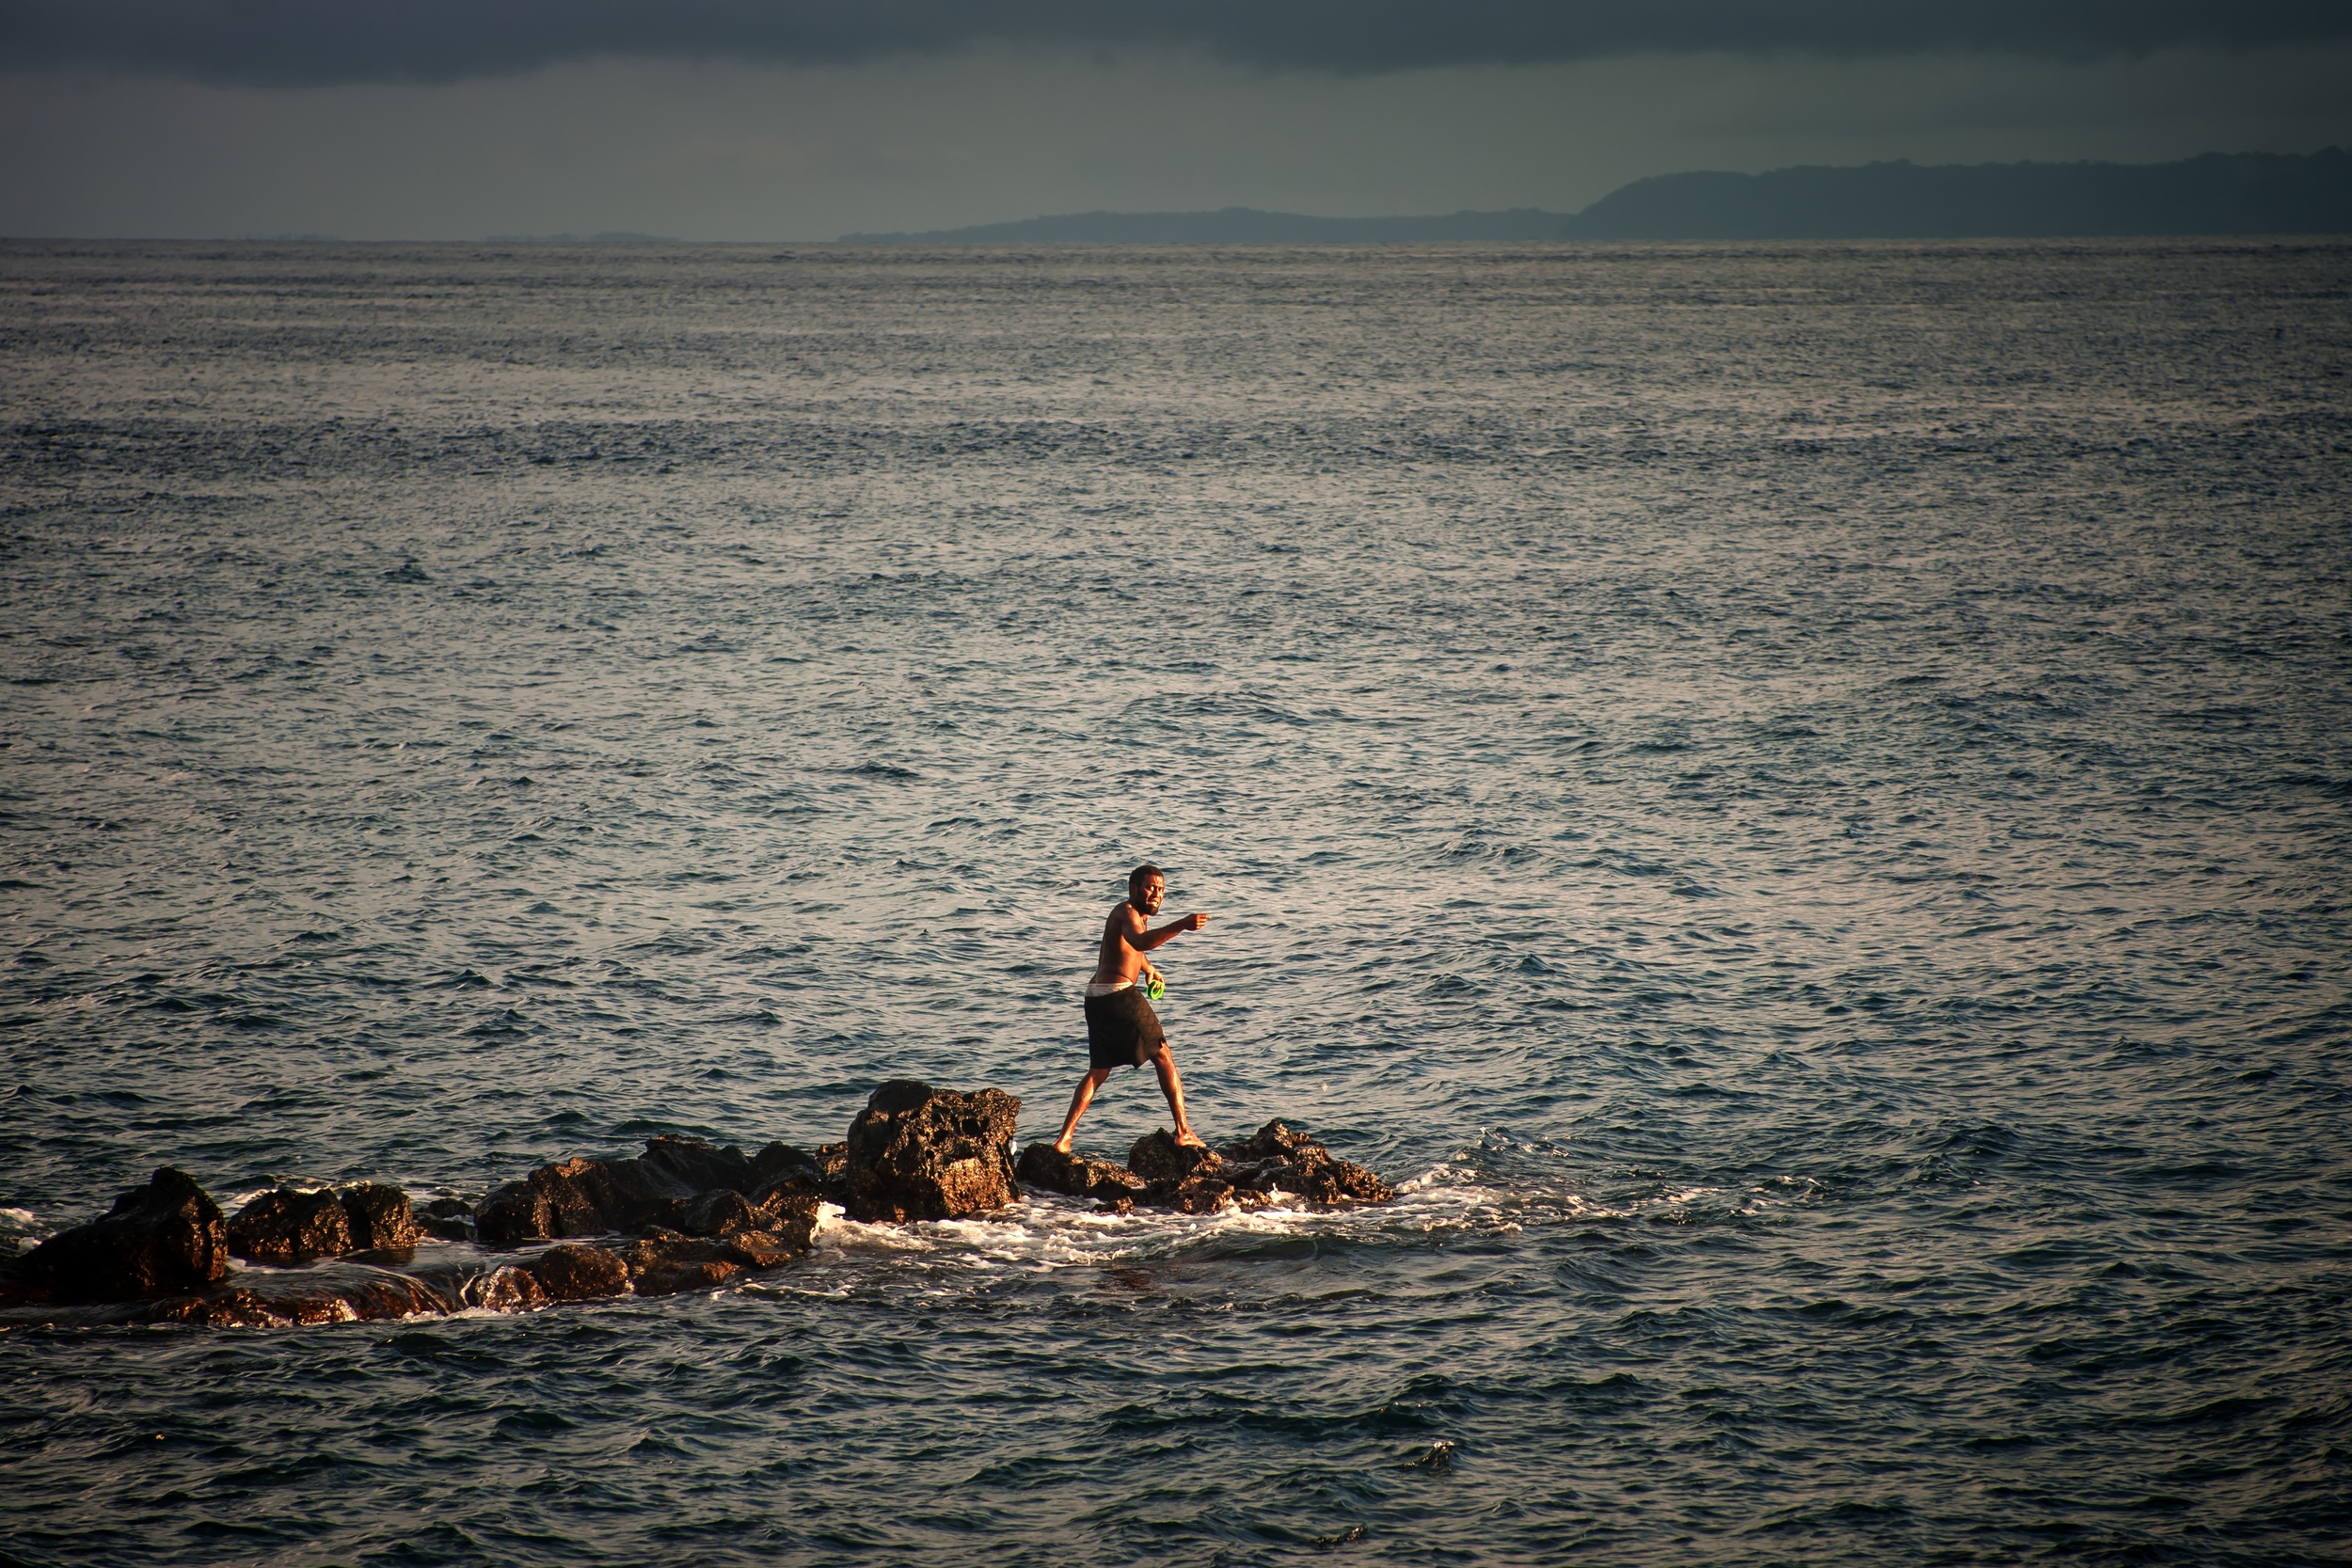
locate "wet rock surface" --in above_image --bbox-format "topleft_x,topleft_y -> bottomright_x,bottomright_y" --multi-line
844,1081 -> 1021,1223
226,1188 -> 353,1264
227,1183 -> 424,1264
524,1243 -> 632,1303
7,1169 -> 230,1305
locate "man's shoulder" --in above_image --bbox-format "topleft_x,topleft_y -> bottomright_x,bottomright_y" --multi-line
1106,898 -> 1142,926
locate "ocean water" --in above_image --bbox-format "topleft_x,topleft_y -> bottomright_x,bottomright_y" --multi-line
1,237 -> 2347,1565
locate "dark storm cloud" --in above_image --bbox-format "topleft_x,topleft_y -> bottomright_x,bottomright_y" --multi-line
5,1 -> 2348,87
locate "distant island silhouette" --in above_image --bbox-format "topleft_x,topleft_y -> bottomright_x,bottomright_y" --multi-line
842,149 -> 2350,243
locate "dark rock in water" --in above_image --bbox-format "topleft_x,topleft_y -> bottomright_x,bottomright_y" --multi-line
151,1265 -> 455,1327
1127,1131 -> 1238,1213
340,1183 -> 421,1251
524,1243 -> 632,1303
817,1142 -> 849,1188
1121,1123 -> 1393,1213
1017,1142 -> 1148,1202
1128,1130 -> 1221,1187
24,1168 -> 230,1304
227,1188 -> 353,1264
475,1134 -> 752,1245
639,1133 -> 753,1193
616,1237 -> 745,1296
748,1140 -> 823,1190
415,1196 -> 477,1243
466,1264 -> 550,1312
844,1081 -> 1021,1223
1216,1121 -> 1394,1205
226,1182 -> 421,1264
681,1188 -> 765,1238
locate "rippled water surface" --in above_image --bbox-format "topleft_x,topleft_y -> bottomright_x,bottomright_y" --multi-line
3,238 -> 2349,1565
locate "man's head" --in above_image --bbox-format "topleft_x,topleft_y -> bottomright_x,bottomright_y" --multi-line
1128,863 -> 1165,912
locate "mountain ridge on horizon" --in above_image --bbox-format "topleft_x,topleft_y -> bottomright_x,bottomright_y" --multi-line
840,149 -> 2352,244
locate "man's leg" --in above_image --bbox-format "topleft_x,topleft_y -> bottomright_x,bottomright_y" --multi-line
1054,1067 -> 1114,1152
1148,1045 -> 1202,1147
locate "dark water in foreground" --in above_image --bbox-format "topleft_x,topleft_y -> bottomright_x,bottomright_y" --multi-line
2,238 -> 2348,1565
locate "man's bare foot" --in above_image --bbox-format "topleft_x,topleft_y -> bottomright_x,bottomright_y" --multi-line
1175,1132 -> 1207,1148
1053,1137 -> 1073,1154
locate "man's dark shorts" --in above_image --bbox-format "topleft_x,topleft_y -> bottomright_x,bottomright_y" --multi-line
1085,987 -> 1167,1069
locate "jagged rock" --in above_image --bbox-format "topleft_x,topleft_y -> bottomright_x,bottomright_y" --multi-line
227,1188 -> 353,1263
1127,1131 -> 1241,1213
616,1237 -> 745,1296
474,1134 -> 753,1245
1128,1130 -> 1222,1187
817,1143 -> 848,1190
341,1183 -> 421,1251
1216,1121 -> 1394,1205
24,1168 -> 230,1304
844,1081 -> 1021,1223
524,1243 -> 632,1303
1016,1142 -> 1148,1202
415,1197 -> 477,1243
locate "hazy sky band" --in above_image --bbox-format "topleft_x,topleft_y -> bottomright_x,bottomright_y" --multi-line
8,0 -> 2352,87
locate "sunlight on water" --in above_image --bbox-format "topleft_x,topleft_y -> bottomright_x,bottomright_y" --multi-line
1,236 -> 2347,1565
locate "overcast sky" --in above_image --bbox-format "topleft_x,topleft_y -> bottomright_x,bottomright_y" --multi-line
4,1 -> 2348,239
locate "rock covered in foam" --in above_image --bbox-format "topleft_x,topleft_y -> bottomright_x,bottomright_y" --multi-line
1216,1121 -> 1393,1205
844,1081 -> 1020,1223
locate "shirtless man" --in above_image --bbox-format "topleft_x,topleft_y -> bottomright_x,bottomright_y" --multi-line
1052,863 -> 1212,1152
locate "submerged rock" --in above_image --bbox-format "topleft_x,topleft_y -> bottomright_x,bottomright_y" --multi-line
1016,1143 -> 1147,1203
615,1237 -> 745,1296
18,1168 -> 230,1304
844,1081 -> 1020,1223
414,1196 -> 477,1243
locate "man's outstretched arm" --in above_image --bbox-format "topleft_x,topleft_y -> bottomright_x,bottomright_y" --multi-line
1134,912 -> 1210,952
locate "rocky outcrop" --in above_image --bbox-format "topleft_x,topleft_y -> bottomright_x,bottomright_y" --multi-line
14,1169 -> 230,1305
844,1081 -> 1020,1223
1,1085 -> 1382,1332
1016,1143 -> 1148,1204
